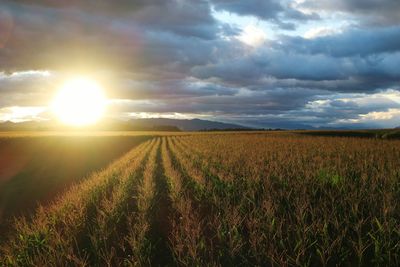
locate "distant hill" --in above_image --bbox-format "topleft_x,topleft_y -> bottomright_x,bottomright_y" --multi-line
0,121 -> 53,131
0,118 -> 249,132
129,118 -> 249,131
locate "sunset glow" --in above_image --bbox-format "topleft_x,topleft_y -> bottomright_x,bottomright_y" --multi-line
52,78 -> 107,126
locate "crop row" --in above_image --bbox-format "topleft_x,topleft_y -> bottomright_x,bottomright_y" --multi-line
2,134 -> 400,266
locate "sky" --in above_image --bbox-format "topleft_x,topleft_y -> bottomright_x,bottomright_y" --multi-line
0,0 -> 400,129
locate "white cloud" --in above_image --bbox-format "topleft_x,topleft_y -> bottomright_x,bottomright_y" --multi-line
0,106 -> 47,122
304,26 -> 341,39
0,71 -> 51,80
303,89 -> 400,127
337,108 -> 400,127
360,109 -> 400,120
237,25 -> 267,47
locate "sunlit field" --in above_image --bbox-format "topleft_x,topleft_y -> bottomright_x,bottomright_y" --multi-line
1,131 -> 400,266
0,135 -> 151,229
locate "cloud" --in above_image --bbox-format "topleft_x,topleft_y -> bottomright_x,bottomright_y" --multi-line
212,0 -> 284,22
236,25 -> 267,47
212,0 -> 319,29
192,47 -> 400,92
0,106 -> 46,122
0,0 -> 223,72
0,0 -> 399,128
301,0 -> 400,26
303,27 -> 342,39
0,71 -> 56,107
279,26 -> 400,57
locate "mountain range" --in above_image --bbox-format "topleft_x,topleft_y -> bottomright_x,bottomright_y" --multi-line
129,118 -> 248,131
0,118 -> 249,131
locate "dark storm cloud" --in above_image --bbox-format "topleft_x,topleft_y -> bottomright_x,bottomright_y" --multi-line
0,0 -> 224,72
212,0 -> 319,29
212,0 -> 284,20
279,27 -> 400,57
193,51 -> 349,81
192,47 -> 400,93
0,0 -> 399,128
111,86 -> 326,116
111,79 -> 238,100
301,0 -> 400,26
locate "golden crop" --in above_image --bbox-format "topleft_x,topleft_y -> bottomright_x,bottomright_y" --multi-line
2,132 -> 400,266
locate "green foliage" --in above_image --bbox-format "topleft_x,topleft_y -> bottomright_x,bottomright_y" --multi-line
317,169 -> 344,186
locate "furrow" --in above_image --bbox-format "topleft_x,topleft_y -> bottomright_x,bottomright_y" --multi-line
168,136 -> 249,265
163,137 -> 217,266
81,138 -> 157,266
145,137 -> 175,266
123,137 -> 161,266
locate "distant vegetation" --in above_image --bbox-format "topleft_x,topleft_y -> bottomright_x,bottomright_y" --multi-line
2,132 -> 400,266
298,128 -> 400,139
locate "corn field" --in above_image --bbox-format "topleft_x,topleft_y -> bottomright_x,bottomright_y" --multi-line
2,133 -> 400,266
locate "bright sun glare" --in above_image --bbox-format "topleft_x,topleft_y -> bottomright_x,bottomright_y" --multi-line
52,77 -> 107,126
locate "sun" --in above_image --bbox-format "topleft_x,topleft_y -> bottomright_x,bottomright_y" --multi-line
52,77 -> 107,126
